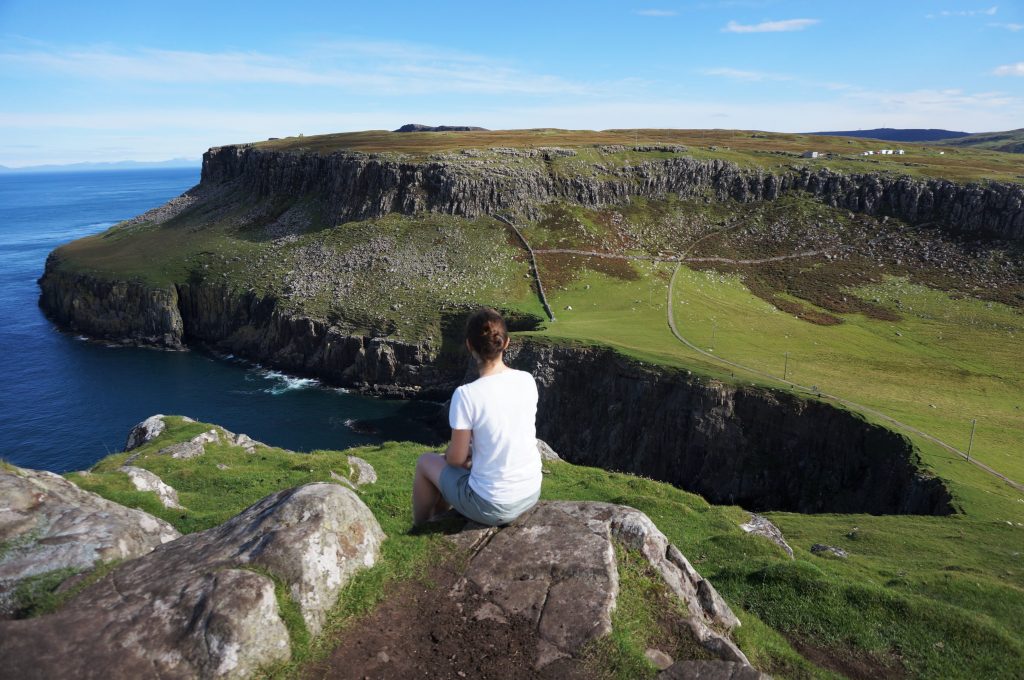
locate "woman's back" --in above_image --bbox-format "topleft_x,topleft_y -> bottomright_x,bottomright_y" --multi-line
449,368 -> 541,504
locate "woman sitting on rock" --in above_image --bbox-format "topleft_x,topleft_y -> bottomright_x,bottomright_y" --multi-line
412,307 -> 542,527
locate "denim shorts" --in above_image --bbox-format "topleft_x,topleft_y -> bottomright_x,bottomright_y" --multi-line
439,466 -> 540,527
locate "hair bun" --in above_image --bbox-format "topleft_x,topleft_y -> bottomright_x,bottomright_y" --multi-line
466,308 -> 509,362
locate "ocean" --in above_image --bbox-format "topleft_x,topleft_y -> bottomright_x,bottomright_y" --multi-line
0,168 -> 440,473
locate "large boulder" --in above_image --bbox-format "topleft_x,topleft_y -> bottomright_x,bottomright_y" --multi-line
0,464 -> 180,616
448,501 -> 752,671
0,482 -> 385,679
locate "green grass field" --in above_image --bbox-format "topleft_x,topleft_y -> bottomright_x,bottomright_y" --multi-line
12,417 -> 1016,679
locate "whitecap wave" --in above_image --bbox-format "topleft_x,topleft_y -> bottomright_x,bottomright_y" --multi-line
260,369 -> 320,395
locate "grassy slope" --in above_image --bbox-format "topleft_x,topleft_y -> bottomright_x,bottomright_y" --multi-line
939,129 -> 1024,155
251,128 -> 1024,183
27,418 -> 1020,679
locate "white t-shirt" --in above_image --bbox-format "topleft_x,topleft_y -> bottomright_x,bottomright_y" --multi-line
449,368 -> 542,504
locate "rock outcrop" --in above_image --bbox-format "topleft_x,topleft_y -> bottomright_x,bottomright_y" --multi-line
0,482 -> 385,679
155,428 -> 220,460
119,465 -> 185,509
447,501 -> 754,671
740,514 -> 794,559
125,413 -> 170,450
0,464 -> 180,617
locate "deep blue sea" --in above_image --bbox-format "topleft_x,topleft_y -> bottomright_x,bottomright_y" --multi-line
0,168 -> 440,473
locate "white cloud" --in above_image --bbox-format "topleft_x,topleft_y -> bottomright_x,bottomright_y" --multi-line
723,18 -> 819,33
988,22 -> 1023,30
635,9 -> 678,17
928,5 -> 998,18
0,42 -> 598,97
702,67 -> 793,81
994,62 -> 1024,76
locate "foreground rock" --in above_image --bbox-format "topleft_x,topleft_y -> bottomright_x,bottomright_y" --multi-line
0,464 -> 180,617
448,501 -> 755,672
0,482 -> 385,679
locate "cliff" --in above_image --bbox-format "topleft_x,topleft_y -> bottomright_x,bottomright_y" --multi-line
36,263 -> 954,515
201,144 -> 1024,241
509,342 -> 953,516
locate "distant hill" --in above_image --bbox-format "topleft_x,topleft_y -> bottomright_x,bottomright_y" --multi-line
936,129 -> 1024,154
808,128 -> 971,142
394,124 -> 489,133
0,158 -> 200,174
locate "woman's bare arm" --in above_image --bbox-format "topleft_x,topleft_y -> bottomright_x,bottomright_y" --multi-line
444,429 -> 472,469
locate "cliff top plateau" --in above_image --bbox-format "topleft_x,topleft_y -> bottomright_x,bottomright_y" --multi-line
244,127 -> 1024,184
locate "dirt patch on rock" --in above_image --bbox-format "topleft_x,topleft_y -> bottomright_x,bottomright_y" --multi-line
303,559 -> 593,680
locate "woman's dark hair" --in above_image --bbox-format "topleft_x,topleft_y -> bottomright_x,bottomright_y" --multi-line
465,307 -> 508,361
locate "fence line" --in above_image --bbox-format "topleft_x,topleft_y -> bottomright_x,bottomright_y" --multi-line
496,215 -> 556,322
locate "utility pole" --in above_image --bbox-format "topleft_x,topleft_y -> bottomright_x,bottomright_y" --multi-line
967,418 -> 977,462
784,352 -> 790,381
711,322 -> 717,347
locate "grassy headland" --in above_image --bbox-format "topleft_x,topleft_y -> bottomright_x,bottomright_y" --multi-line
37,129 -> 1024,677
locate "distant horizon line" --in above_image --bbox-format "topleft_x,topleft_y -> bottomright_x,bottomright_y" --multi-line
0,158 -> 201,172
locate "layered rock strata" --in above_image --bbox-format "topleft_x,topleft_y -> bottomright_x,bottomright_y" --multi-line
201,145 -> 1024,240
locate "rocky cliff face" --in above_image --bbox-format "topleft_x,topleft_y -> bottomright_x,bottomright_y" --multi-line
202,145 -> 1024,240
38,261 -> 185,348
507,343 -> 954,516
38,265 -> 954,515
38,271 -> 445,394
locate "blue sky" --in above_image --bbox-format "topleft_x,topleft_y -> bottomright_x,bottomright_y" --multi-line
1,0 -> 1022,166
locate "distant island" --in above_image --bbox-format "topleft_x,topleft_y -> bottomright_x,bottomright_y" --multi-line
0,158 -> 200,174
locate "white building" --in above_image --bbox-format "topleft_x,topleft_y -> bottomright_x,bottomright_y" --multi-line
801,151 -> 820,158
896,149 -> 905,155
880,149 -> 894,155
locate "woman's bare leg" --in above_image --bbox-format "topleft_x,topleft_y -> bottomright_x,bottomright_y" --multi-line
413,453 -> 448,526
